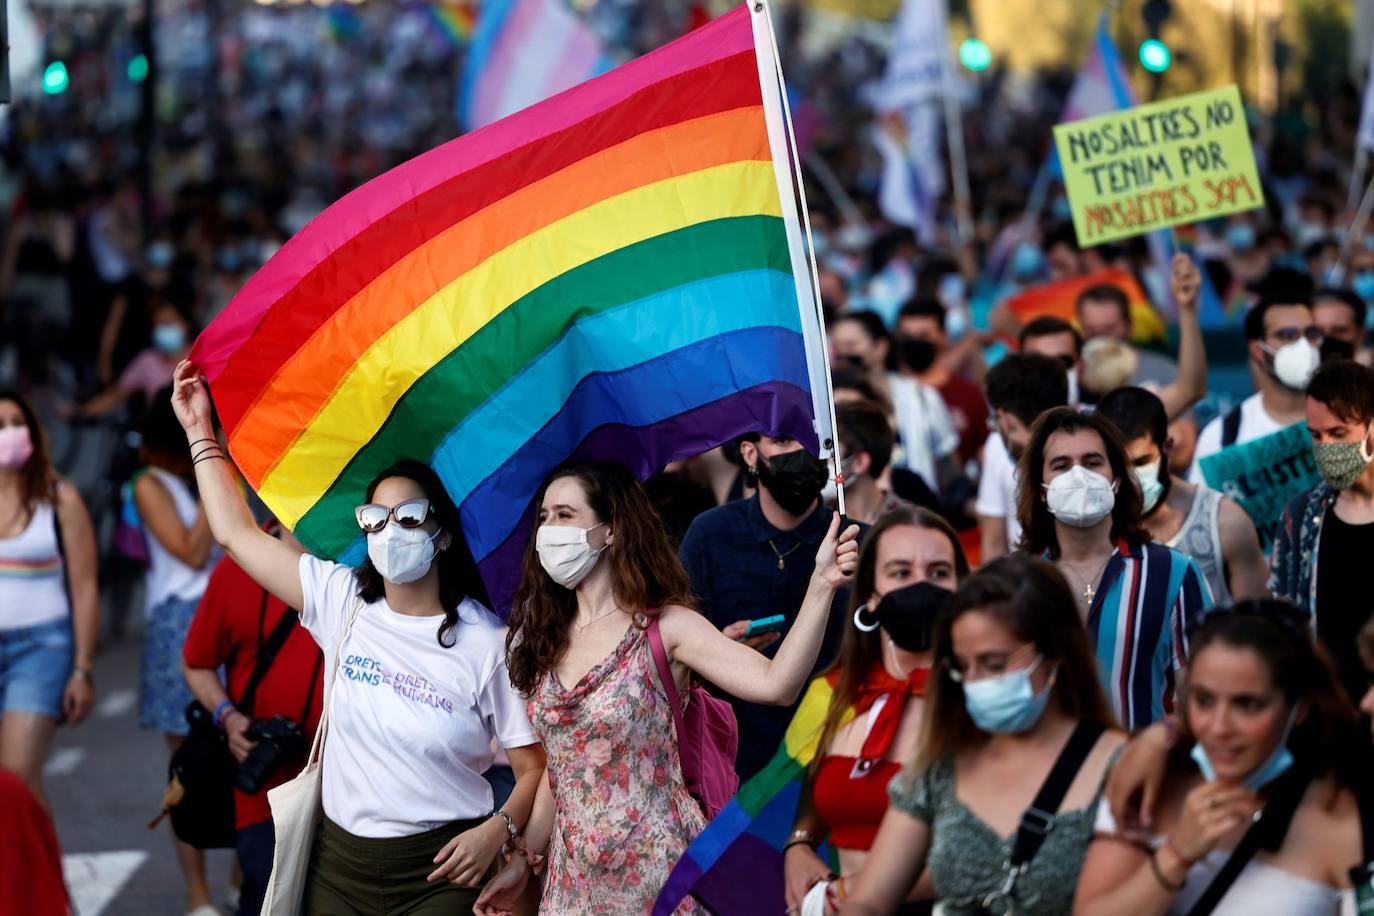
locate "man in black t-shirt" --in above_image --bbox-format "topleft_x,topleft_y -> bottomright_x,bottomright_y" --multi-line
1271,360 -> 1374,705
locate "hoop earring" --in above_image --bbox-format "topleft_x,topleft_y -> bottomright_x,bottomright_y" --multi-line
853,603 -> 880,633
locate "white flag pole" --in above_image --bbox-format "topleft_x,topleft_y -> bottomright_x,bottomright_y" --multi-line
751,0 -> 846,516
937,0 -> 974,247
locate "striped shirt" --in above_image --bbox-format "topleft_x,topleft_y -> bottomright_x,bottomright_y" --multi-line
1081,539 -> 1213,731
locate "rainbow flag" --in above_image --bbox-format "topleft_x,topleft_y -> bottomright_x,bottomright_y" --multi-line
425,0 -> 475,46
189,4 -> 833,615
1006,267 -> 1167,346
655,676 -> 848,915
460,0 -> 610,131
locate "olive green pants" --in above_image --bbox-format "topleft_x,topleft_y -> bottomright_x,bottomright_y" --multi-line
303,816 -> 487,915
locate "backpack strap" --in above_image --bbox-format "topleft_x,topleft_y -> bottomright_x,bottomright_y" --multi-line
1183,762 -> 1310,916
1220,404 -> 1243,448
646,616 -> 687,743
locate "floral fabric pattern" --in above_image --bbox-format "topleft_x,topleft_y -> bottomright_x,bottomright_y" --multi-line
530,623 -> 708,915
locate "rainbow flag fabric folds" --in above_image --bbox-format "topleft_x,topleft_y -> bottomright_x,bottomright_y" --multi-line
190,4 -> 831,615
655,676 -> 849,916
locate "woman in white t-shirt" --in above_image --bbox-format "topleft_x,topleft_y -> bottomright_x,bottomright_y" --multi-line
170,362 -> 545,914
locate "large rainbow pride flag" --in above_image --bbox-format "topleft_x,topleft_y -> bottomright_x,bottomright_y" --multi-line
655,675 -> 849,915
190,3 -> 833,614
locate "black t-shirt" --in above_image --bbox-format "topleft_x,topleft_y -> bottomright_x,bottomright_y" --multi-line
1316,506 -> 1374,706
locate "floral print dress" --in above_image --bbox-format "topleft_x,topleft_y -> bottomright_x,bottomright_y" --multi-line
530,622 -> 708,915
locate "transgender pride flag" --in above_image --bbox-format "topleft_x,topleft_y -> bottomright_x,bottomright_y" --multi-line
460,0 -> 611,131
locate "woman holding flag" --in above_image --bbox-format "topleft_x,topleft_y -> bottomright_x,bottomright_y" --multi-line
168,362 -> 546,914
476,460 -> 859,916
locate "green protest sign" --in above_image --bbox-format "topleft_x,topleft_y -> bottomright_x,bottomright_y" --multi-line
1199,421 -> 1320,554
1053,85 -> 1265,246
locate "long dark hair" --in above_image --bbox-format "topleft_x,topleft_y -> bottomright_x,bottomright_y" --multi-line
505,460 -> 697,697
1015,406 -> 1148,559
1177,599 -> 1365,794
355,460 -> 488,648
811,507 -> 969,773
0,388 -> 56,516
907,554 -> 1117,777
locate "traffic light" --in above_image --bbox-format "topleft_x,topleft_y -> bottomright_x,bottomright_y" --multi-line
42,61 -> 69,95
127,54 -> 149,83
959,38 -> 991,72
1138,39 -> 1171,73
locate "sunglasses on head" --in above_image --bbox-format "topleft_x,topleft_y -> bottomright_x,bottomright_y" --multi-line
355,499 -> 431,533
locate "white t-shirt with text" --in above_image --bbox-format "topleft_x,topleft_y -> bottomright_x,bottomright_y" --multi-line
299,554 -> 536,838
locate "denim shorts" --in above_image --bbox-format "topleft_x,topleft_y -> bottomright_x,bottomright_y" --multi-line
0,618 -> 73,719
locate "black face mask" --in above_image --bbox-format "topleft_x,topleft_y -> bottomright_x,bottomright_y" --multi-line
1320,337 -> 1355,363
756,449 -> 828,517
898,337 -> 938,373
875,581 -> 954,653
837,353 -> 868,371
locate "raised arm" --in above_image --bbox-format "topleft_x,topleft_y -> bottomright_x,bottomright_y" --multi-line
1157,253 -> 1206,422
663,513 -> 860,706
171,360 -> 305,610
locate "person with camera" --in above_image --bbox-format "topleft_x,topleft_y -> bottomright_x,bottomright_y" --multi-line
182,522 -> 323,916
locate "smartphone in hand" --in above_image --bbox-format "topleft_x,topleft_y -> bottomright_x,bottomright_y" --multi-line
741,614 -> 786,639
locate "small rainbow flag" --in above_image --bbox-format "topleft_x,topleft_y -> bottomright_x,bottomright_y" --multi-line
1005,267 -> 1167,346
654,676 -> 847,915
425,0 -> 475,46
190,4 -> 833,615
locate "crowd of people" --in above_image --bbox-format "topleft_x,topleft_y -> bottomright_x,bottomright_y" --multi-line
5,2 -> 1374,915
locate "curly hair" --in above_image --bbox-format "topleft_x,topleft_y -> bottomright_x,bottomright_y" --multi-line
505,461 -> 697,697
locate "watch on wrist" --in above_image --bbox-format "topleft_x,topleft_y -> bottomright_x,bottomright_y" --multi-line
71,666 -> 94,682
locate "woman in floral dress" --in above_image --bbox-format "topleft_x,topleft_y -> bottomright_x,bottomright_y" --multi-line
475,460 -> 859,915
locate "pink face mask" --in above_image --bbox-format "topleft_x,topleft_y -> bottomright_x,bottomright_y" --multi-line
0,425 -> 34,469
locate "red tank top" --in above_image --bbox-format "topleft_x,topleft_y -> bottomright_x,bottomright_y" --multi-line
811,755 -> 902,851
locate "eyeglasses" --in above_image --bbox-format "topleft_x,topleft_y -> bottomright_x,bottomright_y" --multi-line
354,499 -> 431,533
1269,326 -> 1322,345
946,641 -> 1037,684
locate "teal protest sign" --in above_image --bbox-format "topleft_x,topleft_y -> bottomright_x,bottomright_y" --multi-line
1199,421 -> 1320,553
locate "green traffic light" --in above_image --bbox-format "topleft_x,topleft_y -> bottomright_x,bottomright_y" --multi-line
1139,38 -> 1171,73
42,61 -> 70,95
959,38 -> 992,72
128,54 -> 149,83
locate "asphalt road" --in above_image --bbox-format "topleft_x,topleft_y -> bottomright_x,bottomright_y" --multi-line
48,617 -> 238,916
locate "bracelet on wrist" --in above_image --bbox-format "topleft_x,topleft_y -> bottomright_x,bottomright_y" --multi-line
212,700 -> 236,729
188,437 -> 216,448
1163,834 -> 1196,869
70,665 -> 93,681
491,808 -> 520,841
1149,849 -> 1185,892
787,828 -> 820,848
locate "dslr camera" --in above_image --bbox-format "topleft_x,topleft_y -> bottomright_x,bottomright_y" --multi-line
235,715 -> 307,794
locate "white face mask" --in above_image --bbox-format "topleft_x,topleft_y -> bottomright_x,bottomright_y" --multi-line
1133,461 -> 1165,514
1260,339 -> 1320,391
1043,465 -> 1117,528
367,525 -> 440,585
536,522 -> 607,590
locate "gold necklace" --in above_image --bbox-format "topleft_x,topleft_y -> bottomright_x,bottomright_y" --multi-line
1062,552 -> 1113,604
767,538 -> 804,570
574,606 -> 622,635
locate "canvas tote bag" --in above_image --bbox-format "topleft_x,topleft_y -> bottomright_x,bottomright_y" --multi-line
259,597 -> 362,916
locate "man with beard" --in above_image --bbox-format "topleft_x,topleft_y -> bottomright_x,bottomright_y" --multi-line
976,353 -> 1070,561
1096,386 -> 1268,606
679,434 -> 863,779
1189,275 -> 1320,480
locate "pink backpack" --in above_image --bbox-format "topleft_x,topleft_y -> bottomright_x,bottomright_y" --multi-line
646,616 -> 739,819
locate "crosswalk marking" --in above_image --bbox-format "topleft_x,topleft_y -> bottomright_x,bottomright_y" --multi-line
96,689 -> 136,719
63,850 -> 147,916
43,747 -> 86,778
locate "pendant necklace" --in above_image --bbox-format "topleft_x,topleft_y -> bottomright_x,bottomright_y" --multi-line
767,538 -> 804,570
